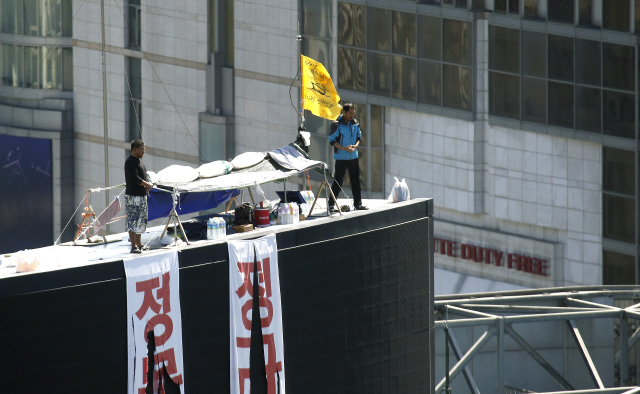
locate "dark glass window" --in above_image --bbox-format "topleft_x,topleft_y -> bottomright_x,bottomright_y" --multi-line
301,0 -> 332,39
603,90 -> 635,139
575,86 -> 601,133
489,25 -> 519,73
418,59 -> 441,106
128,57 -> 142,141
443,19 -> 472,66
367,7 -> 390,52
303,37 -> 331,69
338,2 -> 366,48
367,52 -> 391,97
392,11 -> 416,56
62,47 -> 72,91
522,77 -> 546,123
603,147 -> 635,196
603,0 -> 630,32
1,44 -> 24,87
548,81 -> 574,128
0,0 -> 24,34
338,46 -> 366,92
455,0 -> 468,8
524,0 -> 538,18
443,64 -> 471,111
392,56 -> 417,101
603,250 -> 635,285
489,72 -> 520,119
548,35 -> 574,82
521,31 -> 546,78
578,0 -> 593,26
417,15 -> 441,61
548,0 -> 574,24
495,0 -> 506,14
576,39 -> 601,86
128,0 -> 141,49
603,43 -> 635,92
509,0 -> 520,14
603,194 -> 635,243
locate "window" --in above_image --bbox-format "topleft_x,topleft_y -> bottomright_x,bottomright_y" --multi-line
489,25 -> 519,73
603,147 -> 635,243
301,0 -> 331,66
0,0 -> 71,36
548,0 -> 574,24
489,72 -> 520,119
0,43 -> 70,90
578,0 -> 593,26
576,39 -> 600,86
575,86 -> 600,133
128,0 -> 141,50
127,57 -> 142,141
602,43 -> 634,92
522,31 -> 545,78
338,3 -> 472,111
602,90 -> 635,138
603,0 -> 630,32
548,81 -> 574,128
1,44 -> 24,87
524,0 -> 538,18
495,0 -> 520,15
548,35 -> 574,82
603,250 -> 635,285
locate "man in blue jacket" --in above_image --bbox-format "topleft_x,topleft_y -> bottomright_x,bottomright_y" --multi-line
328,103 -> 368,211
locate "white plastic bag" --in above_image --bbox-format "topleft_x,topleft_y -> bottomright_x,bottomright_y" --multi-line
388,177 -> 410,203
16,250 -> 39,273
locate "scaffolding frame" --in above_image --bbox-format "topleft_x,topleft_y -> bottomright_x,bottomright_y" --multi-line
435,286 -> 640,394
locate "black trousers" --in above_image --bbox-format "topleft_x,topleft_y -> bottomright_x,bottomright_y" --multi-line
330,158 -> 362,207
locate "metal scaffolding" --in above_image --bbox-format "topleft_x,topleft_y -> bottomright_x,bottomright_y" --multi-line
434,286 -> 640,394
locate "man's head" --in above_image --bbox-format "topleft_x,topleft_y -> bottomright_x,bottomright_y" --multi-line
342,103 -> 355,123
131,139 -> 146,158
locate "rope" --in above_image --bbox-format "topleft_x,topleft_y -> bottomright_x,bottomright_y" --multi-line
89,183 -> 126,193
54,192 -> 88,245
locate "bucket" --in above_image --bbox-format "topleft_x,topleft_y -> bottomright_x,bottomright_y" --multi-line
255,202 -> 270,227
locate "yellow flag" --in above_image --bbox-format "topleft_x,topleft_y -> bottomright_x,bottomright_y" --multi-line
300,55 -> 342,120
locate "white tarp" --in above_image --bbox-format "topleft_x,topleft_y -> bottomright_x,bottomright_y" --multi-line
229,234 -> 286,394
124,250 -> 185,394
157,144 -> 326,193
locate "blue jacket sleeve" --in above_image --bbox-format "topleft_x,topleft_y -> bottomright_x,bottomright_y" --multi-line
328,123 -> 341,145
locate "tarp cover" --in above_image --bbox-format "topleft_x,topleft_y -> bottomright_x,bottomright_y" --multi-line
147,144 -> 327,220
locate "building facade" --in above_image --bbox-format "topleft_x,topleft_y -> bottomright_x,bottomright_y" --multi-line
0,0 -> 637,290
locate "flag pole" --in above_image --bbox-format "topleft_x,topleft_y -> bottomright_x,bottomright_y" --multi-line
296,22 -> 305,132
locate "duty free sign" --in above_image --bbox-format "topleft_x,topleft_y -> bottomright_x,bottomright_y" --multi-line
434,237 -> 549,277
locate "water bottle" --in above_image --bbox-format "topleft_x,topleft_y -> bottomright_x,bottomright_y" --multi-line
216,217 -> 222,239
207,218 -> 214,240
218,217 -> 226,239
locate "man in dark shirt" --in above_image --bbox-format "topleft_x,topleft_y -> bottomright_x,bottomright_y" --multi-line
124,139 -> 153,253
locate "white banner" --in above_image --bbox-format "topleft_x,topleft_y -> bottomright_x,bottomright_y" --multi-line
124,250 -> 185,394
229,233 -> 285,394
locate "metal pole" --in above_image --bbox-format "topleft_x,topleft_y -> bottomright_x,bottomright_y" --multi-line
101,0 -> 110,234
297,22 -> 305,131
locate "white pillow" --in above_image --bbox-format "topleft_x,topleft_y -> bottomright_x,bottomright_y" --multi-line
197,160 -> 233,178
146,170 -> 159,184
230,151 -> 265,169
157,165 -> 200,183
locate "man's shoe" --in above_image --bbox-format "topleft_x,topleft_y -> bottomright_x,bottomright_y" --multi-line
130,247 -> 142,254
355,205 -> 369,211
140,245 -> 150,251
329,206 -> 339,213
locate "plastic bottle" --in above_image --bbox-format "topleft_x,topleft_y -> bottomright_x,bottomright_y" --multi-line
215,217 -> 222,239
213,217 -> 220,240
217,218 -> 227,239
207,218 -> 214,240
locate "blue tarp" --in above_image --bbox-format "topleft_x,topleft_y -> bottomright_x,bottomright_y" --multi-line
147,189 -> 239,221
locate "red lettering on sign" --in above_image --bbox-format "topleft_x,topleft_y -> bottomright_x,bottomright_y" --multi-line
135,272 -> 171,319
144,314 -> 174,346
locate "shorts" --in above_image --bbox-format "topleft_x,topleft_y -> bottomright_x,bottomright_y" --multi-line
125,194 -> 148,234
